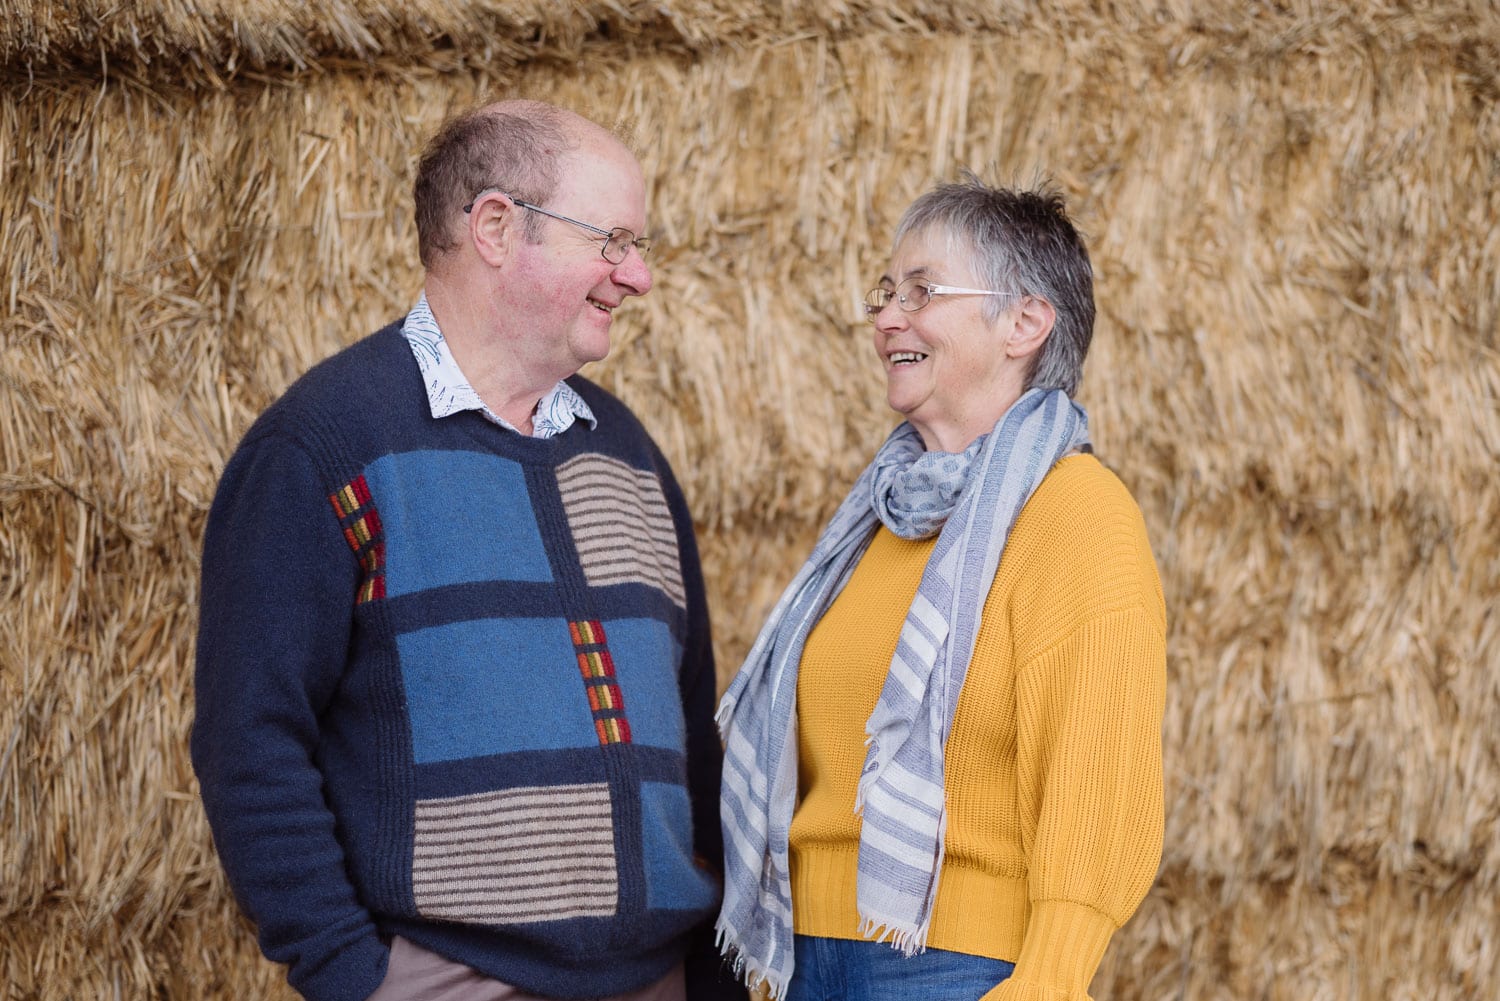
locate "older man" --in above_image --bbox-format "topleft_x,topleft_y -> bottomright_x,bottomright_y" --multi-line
192,100 -> 739,1001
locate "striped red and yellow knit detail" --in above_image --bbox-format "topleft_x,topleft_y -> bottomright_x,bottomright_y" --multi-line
570,619 -> 632,745
327,474 -> 386,603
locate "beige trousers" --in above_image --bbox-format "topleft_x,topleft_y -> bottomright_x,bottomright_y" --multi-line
366,935 -> 687,1001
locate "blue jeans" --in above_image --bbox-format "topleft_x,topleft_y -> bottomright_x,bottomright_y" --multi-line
786,935 -> 1016,1001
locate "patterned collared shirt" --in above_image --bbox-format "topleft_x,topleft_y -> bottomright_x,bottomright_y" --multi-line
401,293 -> 597,438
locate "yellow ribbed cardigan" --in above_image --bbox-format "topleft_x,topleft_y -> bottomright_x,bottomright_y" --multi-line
788,455 -> 1167,1001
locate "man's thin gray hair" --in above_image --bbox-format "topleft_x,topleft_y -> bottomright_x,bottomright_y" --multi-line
893,171 -> 1096,395
412,103 -> 578,269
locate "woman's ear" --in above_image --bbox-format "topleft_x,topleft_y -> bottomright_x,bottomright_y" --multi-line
1006,296 -> 1056,359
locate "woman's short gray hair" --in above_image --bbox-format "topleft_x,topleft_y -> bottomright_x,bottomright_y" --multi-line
892,173 -> 1095,395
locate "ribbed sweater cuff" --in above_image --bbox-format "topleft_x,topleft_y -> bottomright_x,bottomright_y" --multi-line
980,899 -> 1116,1001
295,932 -> 389,1001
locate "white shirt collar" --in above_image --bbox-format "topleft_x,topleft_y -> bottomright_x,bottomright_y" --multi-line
400,293 -> 597,438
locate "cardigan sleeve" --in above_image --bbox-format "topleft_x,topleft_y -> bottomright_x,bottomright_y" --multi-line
983,475 -> 1168,1001
191,429 -> 389,1001
981,609 -> 1166,1001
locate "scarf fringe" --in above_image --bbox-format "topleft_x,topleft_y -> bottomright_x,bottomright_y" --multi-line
856,913 -> 932,958
713,694 -> 734,739
715,917 -> 789,1000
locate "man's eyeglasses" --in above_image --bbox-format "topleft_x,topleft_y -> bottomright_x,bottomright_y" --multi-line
464,190 -> 651,265
864,278 -> 1015,321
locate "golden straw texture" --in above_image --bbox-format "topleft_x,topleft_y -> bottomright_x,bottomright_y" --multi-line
2,4 -> 1497,998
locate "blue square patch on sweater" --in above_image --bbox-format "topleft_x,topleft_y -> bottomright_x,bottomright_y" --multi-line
601,618 -> 684,751
365,450 -> 551,597
640,781 -> 719,911
397,616 -> 598,762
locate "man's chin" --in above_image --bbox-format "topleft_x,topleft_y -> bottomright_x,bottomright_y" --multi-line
572,330 -> 613,367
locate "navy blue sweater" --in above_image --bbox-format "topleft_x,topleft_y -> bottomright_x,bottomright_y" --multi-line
192,323 -> 733,1001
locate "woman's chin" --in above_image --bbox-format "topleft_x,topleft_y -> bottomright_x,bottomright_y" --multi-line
885,387 -> 924,421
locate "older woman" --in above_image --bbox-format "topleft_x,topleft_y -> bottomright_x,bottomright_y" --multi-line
716,177 -> 1166,1001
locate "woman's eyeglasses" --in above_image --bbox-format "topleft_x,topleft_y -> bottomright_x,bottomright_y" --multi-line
864,278 -> 1015,321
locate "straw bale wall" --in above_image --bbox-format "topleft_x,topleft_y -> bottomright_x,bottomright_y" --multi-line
2,2 -> 1497,998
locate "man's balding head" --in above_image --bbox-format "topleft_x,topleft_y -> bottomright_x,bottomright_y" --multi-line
413,100 -> 633,270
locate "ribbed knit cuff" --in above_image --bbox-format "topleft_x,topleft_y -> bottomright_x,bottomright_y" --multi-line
294,931 -> 389,1001
979,899 -> 1117,1001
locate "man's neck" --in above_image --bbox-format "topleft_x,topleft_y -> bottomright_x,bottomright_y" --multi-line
424,277 -> 555,433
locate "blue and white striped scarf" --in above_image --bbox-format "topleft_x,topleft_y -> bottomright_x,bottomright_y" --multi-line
715,389 -> 1090,998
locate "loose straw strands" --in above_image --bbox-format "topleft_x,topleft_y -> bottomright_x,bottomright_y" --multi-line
1,1 -> 1495,79
2,12 -> 1497,1000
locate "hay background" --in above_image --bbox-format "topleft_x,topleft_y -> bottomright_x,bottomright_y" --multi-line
2,2 -> 1497,998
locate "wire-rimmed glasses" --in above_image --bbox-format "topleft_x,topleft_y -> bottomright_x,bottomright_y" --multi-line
864,278 -> 1015,321
463,190 -> 651,265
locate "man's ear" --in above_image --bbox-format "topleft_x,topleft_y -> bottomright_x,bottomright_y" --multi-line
1006,295 -> 1056,359
469,196 -> 516,268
